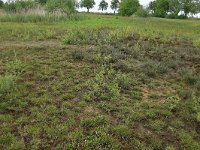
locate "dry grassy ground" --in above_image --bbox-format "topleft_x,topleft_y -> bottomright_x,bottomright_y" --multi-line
0,14 -> 200,149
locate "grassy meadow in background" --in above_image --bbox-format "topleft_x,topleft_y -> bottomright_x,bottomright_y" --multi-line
0,12 -> 200,149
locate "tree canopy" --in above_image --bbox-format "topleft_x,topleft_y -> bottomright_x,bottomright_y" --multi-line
110,0 -> 119,14
99,0 -> 108,12
80,0 -> 95,12
35,0 -> 48,5
46,0 -> 76,14
0,0 -> 4,8
149,0 -> 200,18
119,0 -> 140,16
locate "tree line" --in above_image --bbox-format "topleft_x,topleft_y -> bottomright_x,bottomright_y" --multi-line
0,0 -> 199,18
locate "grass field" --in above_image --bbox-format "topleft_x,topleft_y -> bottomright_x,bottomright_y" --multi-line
0,13 -> 200,149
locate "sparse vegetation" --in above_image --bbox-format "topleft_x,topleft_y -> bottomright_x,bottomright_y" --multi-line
0,6 -> 200,150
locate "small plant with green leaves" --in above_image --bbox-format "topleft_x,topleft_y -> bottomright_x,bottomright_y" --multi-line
111,125 -> 132,140
83,65 -> 121,102
81,116 -> 108,128
183,72 -> 198,85
6,60 -> 25,76
193,38 -> 200,48
0,75 -> 17,98
71,50 -> 84,61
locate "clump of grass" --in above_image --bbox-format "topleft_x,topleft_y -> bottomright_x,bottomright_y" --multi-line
63,28 -> 111,45
6,60 -> 25,76
63,27 -> 132,46
83,65 -> 121,102
0,75 -> 17,98
71,50 -> 84,61
115,73 -> 132,91
84,130 -> 119,149
178,130 -> 200,150
150,139 -> 162,150
182,72 -> 198,85
111,125 -> 132,140
0,133 -> 25,149
81,116 -> 108,128
114,60 -> 132,72
0,59 -> 26,113
0,14 -> 81,23
189,96 -> 200,122
149,120 -> 166,131
193,38 -> 200,48
141,60 -> 170,77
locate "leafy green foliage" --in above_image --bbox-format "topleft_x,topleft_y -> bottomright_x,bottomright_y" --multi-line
80,0 -> 95,12
178,131 -> 200,150
4,0 -> 36,13
0,0 -> 3,8
135,6 -> 149,17
35,0 -> 48,5
81,116 -> 108,127
98,0 -> 108,12
83,65 -> 121,102
46,0 -> 76,14
0,75 -> 16,98
110,0 -> 119,14
119,0 -> 140,16
193,38 -> 200,48
0,13 -> 200,150
149,0 -> 200,18
149,0 -> 170,18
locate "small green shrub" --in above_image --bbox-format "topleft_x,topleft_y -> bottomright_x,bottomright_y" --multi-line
193,38 -> 200,48
190,96 -> 200,122
165,145 -> 176,150
150,139 -> 162,150
111,125 -> 132,139
84,130 -> 119,149
0,133 -> 25,149
179,130 -> 200,150
0,75 -> 17,98
71,50 -> 84,61
6,60 -> 25,75
183,73 -> 198,85
116,73 -> 132,90
114,60 -> 132,72
141,61 -> 157,77
83,65 -> 121,102
149,120 -> 165,131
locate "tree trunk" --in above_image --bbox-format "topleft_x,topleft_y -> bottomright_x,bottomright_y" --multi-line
87,8 -> 89,12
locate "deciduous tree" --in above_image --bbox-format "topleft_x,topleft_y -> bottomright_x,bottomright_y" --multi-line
149,0 -> 170,18
180,0 -> 200,17
168,0 -> 181,16
0,0 -> 4,8
119,0 -> 140,16
110,0 -> 119,14
46,0 -> 76,14
99,0 -> 108,12
80,0 -> 95,12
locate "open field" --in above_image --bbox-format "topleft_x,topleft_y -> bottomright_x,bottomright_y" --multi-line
0,14 -> 200,149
